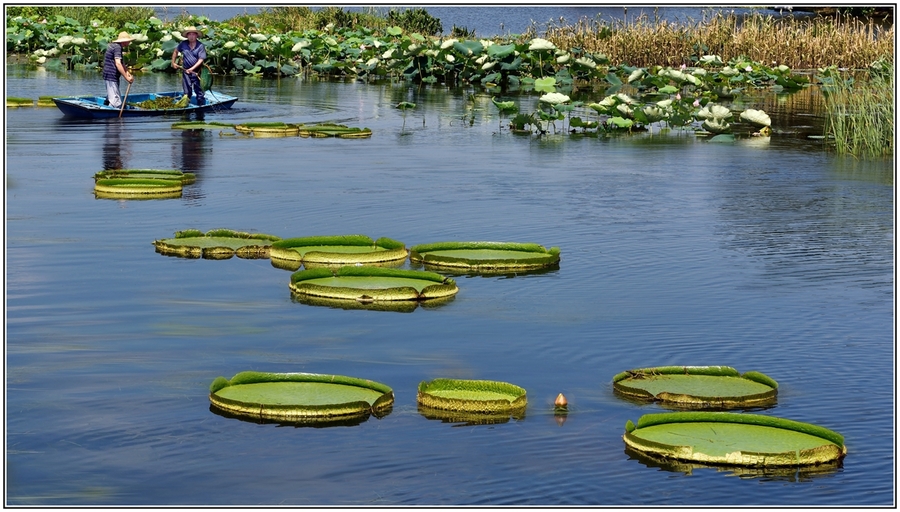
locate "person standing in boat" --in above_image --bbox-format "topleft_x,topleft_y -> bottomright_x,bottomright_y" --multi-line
170,26 -> 206,106
103,31 -> 134,108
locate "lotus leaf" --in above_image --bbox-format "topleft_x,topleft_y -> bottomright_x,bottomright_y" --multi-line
702,118 -> 731,134
697,104 -> 732,120
539,92 -> 570,105
528,38 -> 556,51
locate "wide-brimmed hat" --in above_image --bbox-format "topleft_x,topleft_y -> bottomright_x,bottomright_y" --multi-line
112,31 -> 135,43
182,26 -> 202,37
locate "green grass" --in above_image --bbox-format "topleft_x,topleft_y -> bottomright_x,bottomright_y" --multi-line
823,62 -> 894,158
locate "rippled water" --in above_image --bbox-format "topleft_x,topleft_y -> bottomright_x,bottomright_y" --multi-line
5,67 -> 894,506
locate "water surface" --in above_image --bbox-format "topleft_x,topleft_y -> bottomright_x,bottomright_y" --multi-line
5,67 -> 894,506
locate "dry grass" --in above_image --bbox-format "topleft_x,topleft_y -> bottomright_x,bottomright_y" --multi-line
543,11 -> 894,69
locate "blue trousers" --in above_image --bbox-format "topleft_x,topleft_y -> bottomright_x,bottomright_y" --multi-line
181,71 -> 205,105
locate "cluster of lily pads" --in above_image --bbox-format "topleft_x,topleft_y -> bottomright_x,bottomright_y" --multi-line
6,95 -> 60,107
171,120 -> 373,138
206,361 -> 847,472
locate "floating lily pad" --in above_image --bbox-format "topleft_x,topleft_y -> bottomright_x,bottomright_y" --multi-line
612,366 -> 777,408
235,122 -> 300,136
270,235 -> 408,270
296,123 -> 373,138
417,378 -> 527,414
171,121 -> 235,130
37,96 -> 57,107
290,266 -> 458,303
7,96 -> 34,107
153,228 -> 281,259
624,412 -> 846,467
409,241 -> 560,271
94,168 -> 196,185
209,371 -> 393,424
625,444 -> 843,478
94,178 -> 183,198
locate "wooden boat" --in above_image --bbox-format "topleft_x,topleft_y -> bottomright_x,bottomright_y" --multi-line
52,90 -> 238,119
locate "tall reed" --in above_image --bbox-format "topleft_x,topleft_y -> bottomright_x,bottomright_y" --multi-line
823,63 -> 894,158
543,11 -> 894,69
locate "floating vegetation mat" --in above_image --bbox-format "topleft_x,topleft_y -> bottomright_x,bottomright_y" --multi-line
409,241 -> 560,271
289,266 -> 458,303
7,96 -> 34,107
624,412 -> 846,468
94,178 -> 183,198
612,366 -> 778,408
417,378 -> 527,414
94,168 -> 196,185
270,235 -> 408,270
209,371 -> 393,424
233,122 -> 372,138
37,96 -> 57,107
153,228 -> 281,259
129,95 -> 188,110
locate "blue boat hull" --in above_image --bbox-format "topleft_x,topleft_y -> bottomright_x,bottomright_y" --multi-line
53,91 -> 238,119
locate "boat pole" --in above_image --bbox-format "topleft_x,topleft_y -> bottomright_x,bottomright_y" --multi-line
118,75 -> 132,118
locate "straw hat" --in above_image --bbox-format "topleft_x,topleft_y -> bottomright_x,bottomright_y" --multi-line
112,31 -> 135,43
182,26 -> 202,37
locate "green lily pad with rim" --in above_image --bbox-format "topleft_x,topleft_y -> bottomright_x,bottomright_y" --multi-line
409,241 -> 560,271
417,403 -> 525,425
7,96 -> 34,107
270,235 -> 408,270
289,266 -> 458,303
624,411 -> 846,467
94,169 -> 196,185
235,122 -> 300,136
296,123 -> 373,138
37,96 -> 58,107
171,121 -> 236,130
153,228 -> 282,259
94,178 -> 183,198
417,378 -> 527,414
209,371 -> 394,424
612,366 -> 777,408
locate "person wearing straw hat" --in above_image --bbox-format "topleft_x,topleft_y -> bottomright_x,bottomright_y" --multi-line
171,26 -> 207,106
103,31 -> 135,108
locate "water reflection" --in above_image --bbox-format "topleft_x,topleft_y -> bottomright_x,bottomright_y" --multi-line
102,121 -> 128,170
624,447 -> 843,481
417,404 -> 526,426
209,404 -> 388,428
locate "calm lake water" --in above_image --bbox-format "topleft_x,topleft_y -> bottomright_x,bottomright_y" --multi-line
5,65 -> 895,506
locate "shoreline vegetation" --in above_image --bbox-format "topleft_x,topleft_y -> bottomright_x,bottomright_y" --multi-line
6,6 -> 894,157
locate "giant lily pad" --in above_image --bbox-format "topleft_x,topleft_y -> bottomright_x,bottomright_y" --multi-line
209,371 -> 393,424
624,412 -> 846,467
289,266 -> 458,303
270,235 -> 408,270
94,178 -> 183,198
94,168 -> 196,184
6,96 -> 34,107
153,228 -> 281,259
612,366 -> 777,408
417,404 -> 525,425
235,122 -> 300,136
409,241 -> 560,271
417,378 -> 527,414
296,123 -> 373,138
37,96 -> 58,107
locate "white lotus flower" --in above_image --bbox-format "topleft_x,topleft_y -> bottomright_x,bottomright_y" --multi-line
642,105 -> 666,122
475,55 -> 488,65
702,118 -> 731,133
539,92 -> 570,105
777,64 -> 790,73
528,38 -> 556,51
33,49 -> 45,56
224,41 -> 236,49
441,38 -> 457,49
425,49 -> 438,57
692,68 -> 707,76
656,99 -> 674,108
156,49 -> 164,57
740,108 -> 771,127
250,33 -> 267,42
597,96 -> 617,107
46,47 -> 58,56
373,40 -> 382,48
697,104 -> 732,120
446,54 -> 455,63
172,31 -> 185,41
627,68 -> 644,83
238,49 -> 248,55
480,39 -> 493,48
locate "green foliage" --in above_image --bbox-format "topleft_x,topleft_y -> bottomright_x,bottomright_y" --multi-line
386,8 -> 442,36
821,62 -> 894,158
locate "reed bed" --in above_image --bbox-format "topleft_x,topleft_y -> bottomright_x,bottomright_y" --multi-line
543,11 -> 894,69
823,66 -> 894,158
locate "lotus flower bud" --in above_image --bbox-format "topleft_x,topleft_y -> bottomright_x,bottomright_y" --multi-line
555,393 -> 568,408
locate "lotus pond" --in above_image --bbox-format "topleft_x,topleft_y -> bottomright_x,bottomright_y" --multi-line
5,65 -> 894,505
